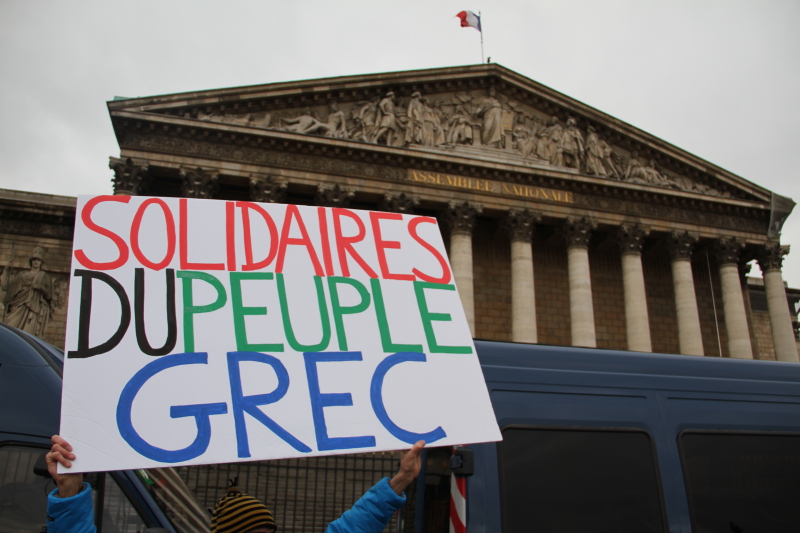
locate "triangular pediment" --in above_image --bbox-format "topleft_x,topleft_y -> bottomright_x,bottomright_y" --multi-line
108,64 -> 772,205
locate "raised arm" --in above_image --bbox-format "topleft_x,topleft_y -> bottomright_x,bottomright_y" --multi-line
326,441 -> 425,533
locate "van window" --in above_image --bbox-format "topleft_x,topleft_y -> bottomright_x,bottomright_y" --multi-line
0,445 -> 49,533
679,432 -> 800,531
499,428 -> 665,533
101,474 -> 149,533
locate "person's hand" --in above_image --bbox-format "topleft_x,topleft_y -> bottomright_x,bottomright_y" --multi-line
46,435 -> 84,498
389,440 -> 425,495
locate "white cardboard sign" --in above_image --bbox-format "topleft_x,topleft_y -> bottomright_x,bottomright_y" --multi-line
60,195 -> 501,473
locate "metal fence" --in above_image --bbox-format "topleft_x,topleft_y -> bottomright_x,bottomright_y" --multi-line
176,451 -> 402,533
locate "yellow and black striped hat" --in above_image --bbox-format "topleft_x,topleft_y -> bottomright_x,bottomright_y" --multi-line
210,478 -> 276,533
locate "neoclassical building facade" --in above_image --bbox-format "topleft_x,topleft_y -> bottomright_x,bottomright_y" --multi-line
103,64 -> 798,362
1,63 -> 799,525
1,64 -> 798,363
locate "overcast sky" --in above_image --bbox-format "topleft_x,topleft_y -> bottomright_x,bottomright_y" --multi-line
1,0 -> 798,287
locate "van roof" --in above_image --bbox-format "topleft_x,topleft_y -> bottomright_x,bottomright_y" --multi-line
475,340 -> 800,385
0,323 -> 62,440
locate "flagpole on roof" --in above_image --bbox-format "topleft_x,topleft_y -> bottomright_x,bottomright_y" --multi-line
480,11 -> 485,63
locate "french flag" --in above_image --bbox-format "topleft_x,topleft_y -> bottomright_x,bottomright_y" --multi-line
456,10 -> 481,32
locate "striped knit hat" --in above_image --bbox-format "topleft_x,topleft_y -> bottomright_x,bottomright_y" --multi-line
211,478 -> 277,533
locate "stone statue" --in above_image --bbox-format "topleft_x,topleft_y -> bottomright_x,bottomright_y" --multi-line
372,91 -> 402,146
512,116 -> 536,158
584,125 -> 607,176
2,247 -> 54,337
624,151 -> 644,182
421,98 -> 446,147
559,117 -> 584,170
348,98 -> 379,143
447,105 -> 475,145
539,117 -> 563,165
405,92 -> 424,145
476,88 -> 504,148
601,138 -> 621,179
282,109 -> 320,133
285,101 -> 349,138
625,153 -> 668,186
642,160 -> 668,186
432,100 -> 450,142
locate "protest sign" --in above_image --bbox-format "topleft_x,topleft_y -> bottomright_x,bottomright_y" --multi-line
60,195 -> 501,473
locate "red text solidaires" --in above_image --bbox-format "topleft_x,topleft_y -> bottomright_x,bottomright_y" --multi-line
73,196 -> 452,284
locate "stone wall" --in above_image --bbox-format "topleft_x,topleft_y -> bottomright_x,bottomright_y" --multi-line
0,189 -> 75,349
643,248 -> 680,354
472,219 -> 512,342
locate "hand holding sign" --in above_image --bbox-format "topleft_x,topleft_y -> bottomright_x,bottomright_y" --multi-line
46,435 -> 84,498
390,440 -> 425,495
60,196 -> 500,472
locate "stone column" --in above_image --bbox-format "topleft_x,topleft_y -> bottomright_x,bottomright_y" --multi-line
380,192 -> 420,214
562,217 -> 597,347
315,183 -> 355,208
250,174 -> 288,203
444,201 -> 482,336
757,243 -> 799,362
505,209 -> 541,343
110,157 -> 149,196
180,167 -> 219,199
615,225 -> 652,352
713,238 -> 753,359
666,231 -> 704,356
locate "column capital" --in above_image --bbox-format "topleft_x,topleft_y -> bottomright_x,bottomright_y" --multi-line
561,217 -> 597,248
739,261 -> 752,285
505,208 -> 542,243
756,242 -> 790,272
110,157 -> 149,196
380,192 -> 420,214
180,167 -> 219,199
666,231 -> 698,261
249,175 -> 287,203
615,224 -> 649,255
444,201 -> 483,235
315,183 -> 355,208
713,236 -> 744,266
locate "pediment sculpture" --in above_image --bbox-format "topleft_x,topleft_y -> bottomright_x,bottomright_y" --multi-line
185,88 -> 730,198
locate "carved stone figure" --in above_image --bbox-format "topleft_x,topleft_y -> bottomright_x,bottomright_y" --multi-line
476,88 -> 504,148
539,117 -> 563,165
624,151 -> 645,182
281,108 -> 324,134
584,126 -> 607,177
372,92 -> 402,146
432,101 -> 450,142
512,116 -> 536,158
447,106 -> 474,145
642,160 -> 668,185
2,247 -> 54,337
282,101 -> 349,138
405,92 -> 424,145
421,98 -> 446,147
600,138 -> 621,179
349,98 -> 379,142
559,117 -> 584,170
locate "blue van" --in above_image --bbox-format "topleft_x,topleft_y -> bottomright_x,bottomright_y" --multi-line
459,340 -> 800,533
0,321 -> 209,533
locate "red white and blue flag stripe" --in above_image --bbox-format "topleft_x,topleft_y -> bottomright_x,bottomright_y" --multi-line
456,10 -> 481,32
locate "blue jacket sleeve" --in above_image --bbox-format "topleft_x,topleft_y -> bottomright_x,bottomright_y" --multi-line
325,477 -> 406,533
47,482 -> 97,533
